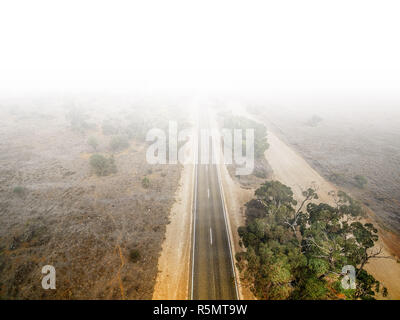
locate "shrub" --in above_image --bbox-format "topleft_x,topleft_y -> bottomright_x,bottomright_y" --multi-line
223,114 -> 268,159
305,115 -> 323,127
13,186 -> 25,195
129,249 -> 140,263
87,136 -> 98,151
329,172 -> 346,184
354,175 -> 368,189
102,120 -> 119,135
66,109 -> 90,132
254,166 -> 267,179
110,136 -> 129,152
89,154 -> 117,176
142,176 -> 150,188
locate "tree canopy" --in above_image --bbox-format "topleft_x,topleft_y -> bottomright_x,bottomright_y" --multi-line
237,181 -> 387,300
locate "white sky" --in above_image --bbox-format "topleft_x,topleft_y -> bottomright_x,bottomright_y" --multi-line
1,0 -> 400,96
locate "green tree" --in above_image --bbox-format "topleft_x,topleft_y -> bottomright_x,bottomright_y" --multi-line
237,180 -> 386,300
89,154 -> 117,176
254,180 -> 297,214
292,276 -> 328,300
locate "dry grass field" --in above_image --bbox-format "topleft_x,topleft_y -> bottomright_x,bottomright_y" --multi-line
0,95 -> 189,299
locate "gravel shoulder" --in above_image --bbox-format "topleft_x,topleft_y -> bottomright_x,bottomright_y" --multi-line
152,163 -> 194,300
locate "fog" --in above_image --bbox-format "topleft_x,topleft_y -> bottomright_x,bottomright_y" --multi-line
1,0 -> 400,164
1,1 -> 400,102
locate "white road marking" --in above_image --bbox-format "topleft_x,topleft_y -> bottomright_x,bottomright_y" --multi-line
207,188 -> 210,198
210,228 -> 213,245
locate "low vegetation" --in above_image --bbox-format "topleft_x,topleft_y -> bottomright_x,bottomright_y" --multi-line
129,249 -> 141,263
141,176 -> 150,189
354,175 -> 368,189
223,114 -> 269,159
12,186 -> 25,196
102,119 -> 120,135
66,109 -> 92,133
304,115 -> 323,127
124,119 -> 149,141
237,180 -> 387,300
89,154 -> 117,176
87,136 -> 98,151
328,172 -> 346,185
110,136 -> 130,152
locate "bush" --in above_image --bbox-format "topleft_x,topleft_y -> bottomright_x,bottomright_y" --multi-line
329,172 -> 346,184
87,136 -> 98,151
13,186 -> 25,195
223,114 -> 269,159
110,136 -> 129,152
129,249 -> 140,263
254,166 -> 267,179
305,115 -> 323,127
142,176 -> 150,188
354,175 -> 368,189
66,109 -> 90,132
124,121 -> 147,141
102,120 -> 119,135
89,154 -> 117,176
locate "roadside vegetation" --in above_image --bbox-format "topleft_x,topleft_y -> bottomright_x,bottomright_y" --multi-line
223,114 -> 269,159
237,180 -> 387,300
219,113 -> 272,186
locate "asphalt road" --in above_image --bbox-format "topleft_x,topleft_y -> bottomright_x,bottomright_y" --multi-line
191,112 -> 238,300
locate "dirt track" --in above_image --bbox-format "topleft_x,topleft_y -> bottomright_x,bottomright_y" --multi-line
266,130 -> 400,299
